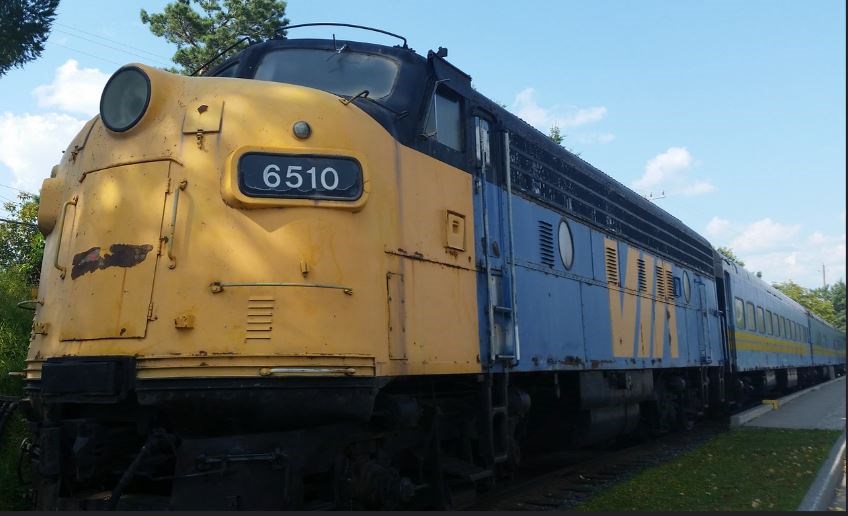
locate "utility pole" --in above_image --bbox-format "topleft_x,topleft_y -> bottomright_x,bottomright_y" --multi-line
817,263 -> 827,289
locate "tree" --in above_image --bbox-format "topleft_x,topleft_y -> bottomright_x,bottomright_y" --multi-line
141,0 -> 289,75
0,193 -> 44,285
813,279 -> 846,332
717,246 -> 745,267
549,124 -> 564,145
0,0 -> 60,77
773,280 -> 839,328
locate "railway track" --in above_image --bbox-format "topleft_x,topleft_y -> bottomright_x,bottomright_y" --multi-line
471,421 -> 727,511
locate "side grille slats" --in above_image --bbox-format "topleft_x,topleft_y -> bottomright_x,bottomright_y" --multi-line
539,221 -> 555,267
604,242 -> 619,286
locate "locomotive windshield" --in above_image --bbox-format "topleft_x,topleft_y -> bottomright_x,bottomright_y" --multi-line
254,48 -> 399,99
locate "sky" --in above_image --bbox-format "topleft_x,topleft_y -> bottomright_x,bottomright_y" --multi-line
0,0 -> 844,290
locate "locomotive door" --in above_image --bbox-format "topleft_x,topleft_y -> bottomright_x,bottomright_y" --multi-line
58,162 -> 170,340
475,115 -> 519,364
695,276 -> 712,364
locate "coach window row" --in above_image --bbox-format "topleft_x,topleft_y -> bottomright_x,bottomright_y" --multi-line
733,296 -> 808,343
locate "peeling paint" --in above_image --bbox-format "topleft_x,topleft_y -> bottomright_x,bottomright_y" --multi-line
71,243 -> 154,279
560,355 -> 584,366
590,359 -> 615,369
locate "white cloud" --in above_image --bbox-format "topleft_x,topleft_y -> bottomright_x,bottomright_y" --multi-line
510,87 -> 610,133
705,216 -> 731,237
0,112 -> 87,192
634,147 -> 690,189
0,60 -> 105,194
679,180 -> 717,196
632,147 -> 716,197
33,59 -> 108,117
706,216 -> 845,288
576,132 -> 616,144
729,217 -> 801,253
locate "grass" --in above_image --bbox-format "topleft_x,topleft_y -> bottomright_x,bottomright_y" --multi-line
575,427 -> 841,511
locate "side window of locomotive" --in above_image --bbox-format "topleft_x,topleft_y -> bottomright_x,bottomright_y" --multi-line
424,89 -> 463,151
772,312 -> 780,336
780,316 -> 786,338
475,117 -> 492,168
756,306 -> 765,333
765,309 -> 773,335
734,297 -> 745,328
745,302 -> 756,331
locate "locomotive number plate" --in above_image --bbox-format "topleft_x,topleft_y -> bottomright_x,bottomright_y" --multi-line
238,153 -> 363,200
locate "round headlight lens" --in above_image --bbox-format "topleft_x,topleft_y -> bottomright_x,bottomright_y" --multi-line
100,67 -> 151,132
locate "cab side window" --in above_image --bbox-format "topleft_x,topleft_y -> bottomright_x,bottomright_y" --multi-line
424,88 -> 462,151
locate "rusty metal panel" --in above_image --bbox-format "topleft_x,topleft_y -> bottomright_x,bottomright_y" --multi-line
386,272 -> 406,360
59,161 -> 169,340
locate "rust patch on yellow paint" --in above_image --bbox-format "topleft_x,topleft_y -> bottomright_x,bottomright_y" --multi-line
71,243 -> 154,279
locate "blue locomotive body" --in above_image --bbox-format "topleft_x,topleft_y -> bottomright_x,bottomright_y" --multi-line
475,185 -> 726,373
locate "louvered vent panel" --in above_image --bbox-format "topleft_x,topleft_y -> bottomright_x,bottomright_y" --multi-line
656,266 -> 666,299
666,270 -> 675,299
604,244 -> 620,286
245,296 -> 275,342
637,259 -> 647,292
538,221 -> 555,267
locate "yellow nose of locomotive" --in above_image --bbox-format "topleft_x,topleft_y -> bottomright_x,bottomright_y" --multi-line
28,61 -> 480,382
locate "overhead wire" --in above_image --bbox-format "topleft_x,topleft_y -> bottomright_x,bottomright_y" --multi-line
53,28 -> 172,67
0,184 -> 33,194
49,41 -> 126,67
54,22 -> 172,62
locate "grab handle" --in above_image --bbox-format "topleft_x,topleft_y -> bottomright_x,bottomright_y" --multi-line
53,195 -> 77,279
167,180 -> 187,269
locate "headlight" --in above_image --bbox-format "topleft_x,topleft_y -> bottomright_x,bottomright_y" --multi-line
100,66 -> 151,132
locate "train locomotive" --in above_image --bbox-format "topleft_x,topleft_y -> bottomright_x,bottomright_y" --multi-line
17,25 -> 846,509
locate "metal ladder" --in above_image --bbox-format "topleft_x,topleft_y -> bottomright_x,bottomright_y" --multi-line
476,126 -> 520,470
477,127 -> 520,363
696,279 -> 712,364
484,364 -> 511,467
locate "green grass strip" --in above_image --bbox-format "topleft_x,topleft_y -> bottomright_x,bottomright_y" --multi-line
576,427 -> 841,511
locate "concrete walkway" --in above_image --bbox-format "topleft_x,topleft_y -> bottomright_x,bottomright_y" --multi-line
742,377 -> 845,511
745,377 -> 845,430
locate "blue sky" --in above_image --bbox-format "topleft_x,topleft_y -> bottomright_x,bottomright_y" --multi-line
0,0 -> 844,289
